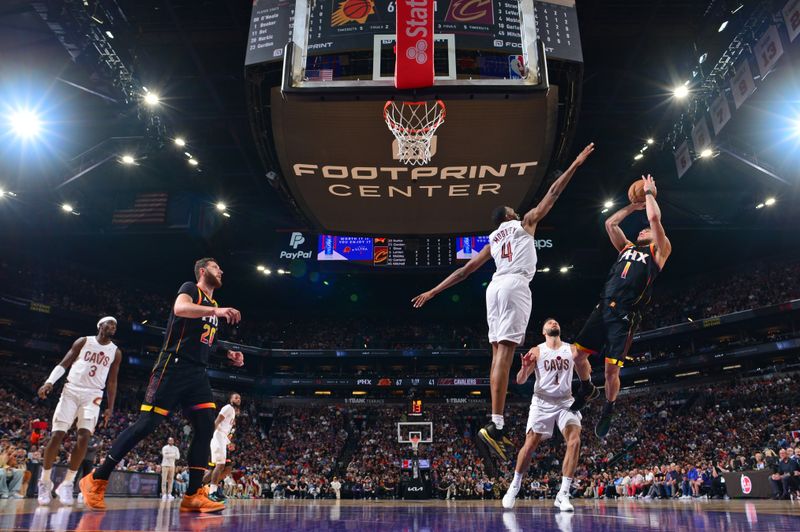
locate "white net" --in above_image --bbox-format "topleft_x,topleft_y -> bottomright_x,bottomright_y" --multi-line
383,100 -> 446,165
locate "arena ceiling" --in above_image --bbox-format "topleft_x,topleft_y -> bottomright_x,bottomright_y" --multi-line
0,0 -> 798,301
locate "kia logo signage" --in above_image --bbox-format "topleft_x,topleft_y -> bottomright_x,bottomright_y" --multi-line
407,486 -> 424,492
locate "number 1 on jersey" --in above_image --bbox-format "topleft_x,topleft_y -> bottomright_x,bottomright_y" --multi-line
501,242 -> 513,262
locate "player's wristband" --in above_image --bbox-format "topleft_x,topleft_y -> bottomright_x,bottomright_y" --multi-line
645,190 -> 655,196
45,365 -> 66,385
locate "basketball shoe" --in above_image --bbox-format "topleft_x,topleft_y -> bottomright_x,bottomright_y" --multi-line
478,422 -> 508,461
79,470 -> 108,511
180,486 -> 225,513
595,401 -> 615,438
554,491 -> 574,512
569,381 -> 599,411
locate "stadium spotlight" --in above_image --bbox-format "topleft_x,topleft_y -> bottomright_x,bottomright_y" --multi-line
61,203 -> 73,213
143,92 -> 160,106
222,212 -> 231,218
263,269 -> 272,275
601,208 -> 609,214
765,197 -> 776,206
256,265 -> 265,271
646,138 -> 655,145
699,148 -> 713,158
120,154 -> 135,165
718,20 -> 729,32
559,266 -> 569,274
698,52 -> 708,64
9,109 -> 42,139
673,85 -> 690,99
188,158 -> 199,166
105,30 -> 114,39
756,203 -> 765,209
174,137 -> 186,147
542,267 -> 550,273
215,202 -> 227,212
634,153 -> 644,161
604,200 -> 614,209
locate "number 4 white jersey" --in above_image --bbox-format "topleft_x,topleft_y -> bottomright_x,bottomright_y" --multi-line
66,336 -> 117,392
489,220 -> 537,281
533,342 -> 574,401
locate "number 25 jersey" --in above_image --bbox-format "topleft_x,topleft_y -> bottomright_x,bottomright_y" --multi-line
159,282 -> 219,368
489,220 -> 538,282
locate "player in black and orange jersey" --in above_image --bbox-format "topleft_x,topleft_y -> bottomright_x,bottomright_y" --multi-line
79,258 -> 244,513
570,175 -> 672,438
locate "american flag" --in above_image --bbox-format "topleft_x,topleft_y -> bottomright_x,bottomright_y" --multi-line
112,192 -> 168,225
306,69 -> 333,81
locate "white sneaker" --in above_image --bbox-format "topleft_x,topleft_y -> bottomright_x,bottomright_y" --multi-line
502,485 -> 520,509
162,494 -> 168,500
37,480 -> 52,505
555,492 -> 574,512
167,494 -> 174,500
55,482 -> 74,505
77,492 -> 84,504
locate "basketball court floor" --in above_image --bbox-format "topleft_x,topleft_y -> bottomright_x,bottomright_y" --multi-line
2,498 -> 799,531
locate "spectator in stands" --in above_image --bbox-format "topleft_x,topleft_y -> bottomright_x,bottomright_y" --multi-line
0,441 -> 24,499
331,476 -> 341,499
754,452 -> 767,470
770,448 -> 800,500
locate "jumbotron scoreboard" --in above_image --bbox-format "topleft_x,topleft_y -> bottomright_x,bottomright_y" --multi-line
245,0 -> 582,66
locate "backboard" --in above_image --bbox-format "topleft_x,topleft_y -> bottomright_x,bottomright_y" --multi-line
245,0 -> 583,235
397,421 -> 434,445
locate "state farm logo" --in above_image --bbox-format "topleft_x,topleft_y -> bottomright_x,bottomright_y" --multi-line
404,0 -> 430,39
406,39 -> 428,65
741,474 -> 752,494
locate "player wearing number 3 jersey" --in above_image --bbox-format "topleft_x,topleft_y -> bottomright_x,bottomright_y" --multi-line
412,143 -> 595,464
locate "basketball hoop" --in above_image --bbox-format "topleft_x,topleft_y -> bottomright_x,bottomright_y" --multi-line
410,434 -> 421,453
383,100 -> 446,165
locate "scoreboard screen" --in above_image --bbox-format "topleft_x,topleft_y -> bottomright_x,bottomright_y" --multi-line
318,235 -> 455,267
246,0 -> 582,66
409,399 -> 423,416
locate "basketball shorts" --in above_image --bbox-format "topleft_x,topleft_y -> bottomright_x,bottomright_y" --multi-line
141,362 -> 216,418
526,395 -> 581,440
486,274 -> 532,345
210,431 -> 228,465
574,302 -> 639,367
52,384 -> 102,433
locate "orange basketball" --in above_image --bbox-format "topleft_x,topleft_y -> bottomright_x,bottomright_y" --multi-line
627,180 -> 654,203
342,0 -> 372,19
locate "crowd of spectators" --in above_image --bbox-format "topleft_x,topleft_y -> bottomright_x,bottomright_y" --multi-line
0,364 -> 798,501
2,257 -> 798,350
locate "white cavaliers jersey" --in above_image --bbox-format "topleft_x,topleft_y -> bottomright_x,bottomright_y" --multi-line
216,404 -> 236,436
66,336 -> 117,392
489,220 -> 537,281
533,341 -> 574,401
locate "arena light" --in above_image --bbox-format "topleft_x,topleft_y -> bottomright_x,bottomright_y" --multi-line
215,202 -> 227,212
222,212 -> 231,218
105,30 -> 114,39
314,390 -> 331,396
188,158 -> 199,166
646,138 -> 654,145
352,391 -> 367,396
120,154 -> 135,165
603,200 -> 614,209
723,365 -> 742,371
718,20 -> 729,32
542,267 -> 550,273
634,379 -> 649,384
263,269 -> 272,275
675,371 -> 700,378
699,148 -> 713,158
756,203 -> 765,209
256,265 -> 265,271
765,197 -> 776,206
698,52 -> 708,64
143,92 -> 160,106
634,153 -> 644,161
673,85 -> 690,99
601,208 -> 609,213
174,137 -> 186,147
9,109 -> 42,139
323,280 -> 330,286
731,4 -> 743,14
61,203 -> 74,213
470,391 -> 482,396
559,266 -> 569,274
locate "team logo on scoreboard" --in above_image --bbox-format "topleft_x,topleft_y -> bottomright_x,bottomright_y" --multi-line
331,0 -> 375,27
445,0 -> 494,25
